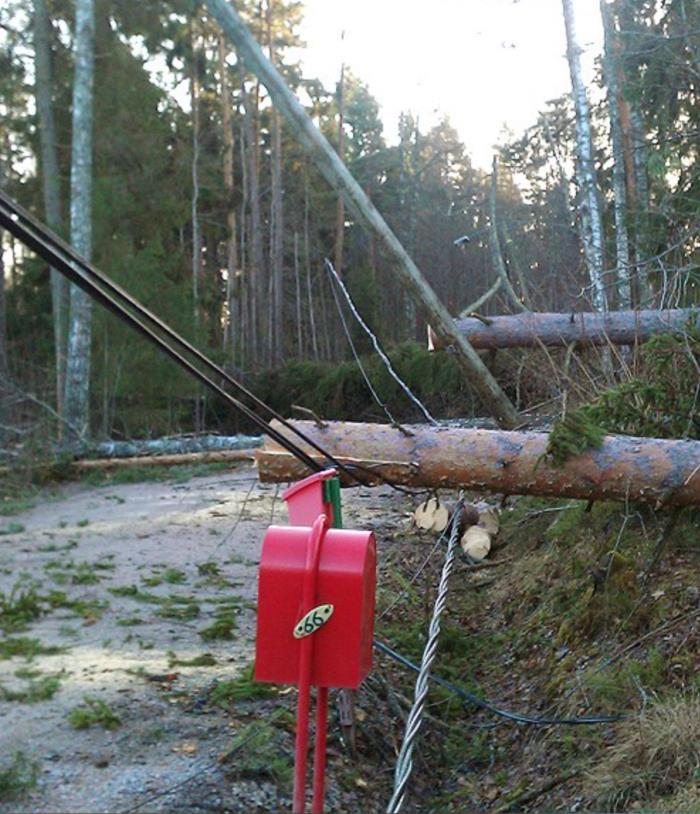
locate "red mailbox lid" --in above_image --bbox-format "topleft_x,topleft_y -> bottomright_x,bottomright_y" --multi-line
282,470 -> 337,527
255,525 -> 375,689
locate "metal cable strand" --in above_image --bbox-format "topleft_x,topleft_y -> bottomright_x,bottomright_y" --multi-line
327,263 -> 403,430
324,259 -> 438,426
386,505 -> 464,813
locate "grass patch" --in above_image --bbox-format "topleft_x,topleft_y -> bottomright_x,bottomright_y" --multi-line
0,523 -> 25,536
37,539 -> 78,553
221,712 -> 292,788
196,561 -> 221,578
116,616 -> 144,627
0,673 -> 62,703
0,752 -> 39,801
162,568 -> 186,585
0,584 -> 45,632
45,590 -> 108,621
68,696 -> 121,730
166,651 -> 217,668
588,694 -> 700,811
141,575 -> 162,587
155,599 -> 200,621
210,663 -> 276,705
199,612 -> 237,641
0,496 -> 35,517
79,462 -> 230,488
0,636 -> 65,661
71,563 -> 101,585
109,585 -> 199,621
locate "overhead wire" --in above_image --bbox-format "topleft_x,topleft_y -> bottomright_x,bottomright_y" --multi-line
0,190 -> 412,492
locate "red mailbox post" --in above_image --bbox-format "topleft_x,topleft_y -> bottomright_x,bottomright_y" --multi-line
255,470 -> 376,813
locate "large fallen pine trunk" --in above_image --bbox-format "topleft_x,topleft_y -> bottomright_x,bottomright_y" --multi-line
428,309 -> 697,351
257,420 -> 700,507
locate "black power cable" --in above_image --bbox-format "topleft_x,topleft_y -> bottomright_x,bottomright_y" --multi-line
374,639 -> 622,727
0,192 -> 326,474
0,190 -> 415,490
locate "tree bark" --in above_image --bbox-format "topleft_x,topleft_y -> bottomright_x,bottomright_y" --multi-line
334,54 -> 345,277
241,78 -> 263,360
490,158 -> 526,312
257,419 -> 700,507
204,0 -> 520,428
269,107 -> 284,365
562,0 -> 608,312
218,36 -> 239,363
63,0 -> 96,443
601,0 -> 632,308
34,0 -> 68,415
429,308 -> 699,351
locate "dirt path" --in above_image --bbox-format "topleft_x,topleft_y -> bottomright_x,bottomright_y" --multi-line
0,464 -> 404,813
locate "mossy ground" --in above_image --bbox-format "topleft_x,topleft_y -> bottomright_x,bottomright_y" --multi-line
366,494 -> 700,811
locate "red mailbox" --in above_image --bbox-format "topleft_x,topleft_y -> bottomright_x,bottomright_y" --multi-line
254,469 -> 375,813
255,524 -> 375,688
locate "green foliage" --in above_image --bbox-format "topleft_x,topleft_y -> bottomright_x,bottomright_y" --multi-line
68,696 -> 121,731
199,612 -> 237,641
0,584 -> 45,632
0,674 -> 62,703
548,323 -> 700,464
221,713 -> 292,789
210,663 -> 276,705
254,343 -> 481,423
162,568 -> 186,585
0,523 -> 25,536
0,752 -> 39,802
0,637 -> 65,661
166,651 -> 217,668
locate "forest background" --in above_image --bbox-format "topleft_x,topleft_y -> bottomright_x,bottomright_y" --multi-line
0,0 -> 698,446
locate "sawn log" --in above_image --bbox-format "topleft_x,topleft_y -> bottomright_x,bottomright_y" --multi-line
257,420 -> 700,507
428,309 -> 698,351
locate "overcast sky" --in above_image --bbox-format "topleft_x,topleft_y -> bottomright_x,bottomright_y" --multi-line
296,0 -> 603,169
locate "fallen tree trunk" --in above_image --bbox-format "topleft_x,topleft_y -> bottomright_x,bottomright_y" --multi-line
205,0 -> 520,429
0,448 -> 257,478
257,420 -> 700,507
87,434 -> 262,459
72,449 -> 257,470
428,309 -> 698,351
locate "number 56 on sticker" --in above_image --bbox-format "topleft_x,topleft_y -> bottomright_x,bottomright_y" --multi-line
293,604 -> 334,639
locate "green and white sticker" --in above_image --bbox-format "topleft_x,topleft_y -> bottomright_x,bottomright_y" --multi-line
293,604 -> 334,639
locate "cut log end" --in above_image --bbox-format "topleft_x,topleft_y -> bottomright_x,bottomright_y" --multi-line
461,525 -> 492,561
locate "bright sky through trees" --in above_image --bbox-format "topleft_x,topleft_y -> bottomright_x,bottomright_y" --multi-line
297,0 -> 603,169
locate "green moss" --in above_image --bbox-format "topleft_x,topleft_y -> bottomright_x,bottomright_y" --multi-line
547,320 -> 700,465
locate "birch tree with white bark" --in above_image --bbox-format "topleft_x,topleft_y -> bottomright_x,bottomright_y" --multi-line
34,0 -> 69,413
562,0 -> 608,312
63,0 -> 95,441
600,0 -> 632,308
